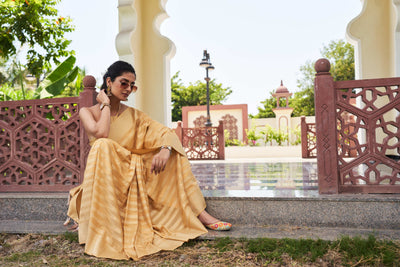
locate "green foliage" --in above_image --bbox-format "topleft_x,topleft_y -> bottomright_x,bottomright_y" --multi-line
290,62 -> 316,117
321,39 -> 355,82
259,124 -> 275,145
36,55 -> 78,98
0,83 -> 34,101
250,92 -> 277,119
171,71 -> 232,121
291,39 -> 354,117
272,128 -> 288,146
253,39 -> 354,118
58,66 -> 86,97
245,126 -> 262,146
0,0 -> 75,78
0,56 -> 84,101
258,125 -> 289,146
224,129 -> 245,147
290,125 -> 302,145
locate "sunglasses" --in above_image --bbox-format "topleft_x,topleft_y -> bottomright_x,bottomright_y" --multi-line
119,80 -> 137,91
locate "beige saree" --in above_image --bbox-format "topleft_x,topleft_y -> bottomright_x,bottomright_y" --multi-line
67,107 -> 207,260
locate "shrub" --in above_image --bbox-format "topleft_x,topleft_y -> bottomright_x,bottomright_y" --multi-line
245,127 -> 262,146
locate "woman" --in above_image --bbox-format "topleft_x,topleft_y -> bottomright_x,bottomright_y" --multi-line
67,60 -> 231,260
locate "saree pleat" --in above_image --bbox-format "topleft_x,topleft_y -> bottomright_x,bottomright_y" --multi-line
68,108 -> 207,260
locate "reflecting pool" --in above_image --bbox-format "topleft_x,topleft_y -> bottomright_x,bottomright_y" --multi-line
190,160 -> 319,198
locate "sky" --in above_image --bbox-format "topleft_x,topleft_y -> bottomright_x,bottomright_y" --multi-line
57,0 -> 362,116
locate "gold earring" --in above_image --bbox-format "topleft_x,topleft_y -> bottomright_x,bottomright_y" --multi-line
106,85 -> 112,96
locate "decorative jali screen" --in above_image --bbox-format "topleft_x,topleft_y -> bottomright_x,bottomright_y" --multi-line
0,76 -> 96,192
174,121 -> 225,160
314,58 -> 400,194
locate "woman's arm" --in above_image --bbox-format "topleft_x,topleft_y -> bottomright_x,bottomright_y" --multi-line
79,90 -> 111,139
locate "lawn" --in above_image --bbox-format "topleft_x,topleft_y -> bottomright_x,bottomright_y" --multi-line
1,233 -> 399,266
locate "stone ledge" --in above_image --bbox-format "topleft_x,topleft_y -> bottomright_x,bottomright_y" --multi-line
1,194 -> 400,230
1,220 -> 400,241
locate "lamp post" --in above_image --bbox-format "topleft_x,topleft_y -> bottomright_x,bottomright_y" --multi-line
199,50 -> 215,127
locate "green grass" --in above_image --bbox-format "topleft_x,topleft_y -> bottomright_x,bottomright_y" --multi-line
62,231 -> 79,243
4,251 -> 41,262
202,235 -> 400,266
244,234 -> 399,266
245,237 -> 331,263
1,233 -> 399,266
333,235 -> 400,266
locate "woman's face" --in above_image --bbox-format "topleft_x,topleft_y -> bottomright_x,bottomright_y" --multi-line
108,72 -> 137,101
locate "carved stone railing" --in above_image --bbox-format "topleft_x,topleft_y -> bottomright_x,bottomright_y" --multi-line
301,116 -> 317,158
314,58 -> 400,194
174,120 -> 225,160
0,76 -> 97,192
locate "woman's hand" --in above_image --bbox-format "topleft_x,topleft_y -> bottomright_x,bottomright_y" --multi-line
96,90 -> 110,105
151,148 -> 171,175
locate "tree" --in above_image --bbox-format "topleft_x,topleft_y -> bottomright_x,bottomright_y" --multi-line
253,39 -> 354,118
289,61 -> 316,117
0,0 -> 75,84
171,72 -> 233,121
250,92 -> 277,118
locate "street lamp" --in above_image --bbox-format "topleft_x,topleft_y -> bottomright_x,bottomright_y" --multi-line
199,50 -> 215,127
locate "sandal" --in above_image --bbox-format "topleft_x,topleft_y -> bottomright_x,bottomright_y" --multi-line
204,221 -> 232,231
63,217 -> 79,232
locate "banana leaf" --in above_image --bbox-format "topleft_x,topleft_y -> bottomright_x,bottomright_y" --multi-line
35,55 -> 76,98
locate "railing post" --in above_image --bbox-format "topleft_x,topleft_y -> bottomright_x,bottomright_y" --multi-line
79,75 -> 97,108
314,58 -> 339,194
79,75 -> 97,182
301,116 -> 308,158
217,120 -> 225,159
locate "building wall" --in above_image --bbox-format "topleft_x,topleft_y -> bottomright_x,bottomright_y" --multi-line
182,104 -> 248,142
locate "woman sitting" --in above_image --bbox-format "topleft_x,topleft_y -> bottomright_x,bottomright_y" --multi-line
66,60 -> 231,260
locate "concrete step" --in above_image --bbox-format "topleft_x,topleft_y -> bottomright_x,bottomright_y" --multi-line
2,220 -> 400,241
1,193 -> 400,240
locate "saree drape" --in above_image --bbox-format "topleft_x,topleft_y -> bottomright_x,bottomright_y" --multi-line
67,107 -> 207,260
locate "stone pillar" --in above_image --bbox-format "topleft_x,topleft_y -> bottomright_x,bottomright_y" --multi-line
346,0 -> 397,79
346,0 -> 399,146
116,0 -> 175,126
314,59 -> 339,194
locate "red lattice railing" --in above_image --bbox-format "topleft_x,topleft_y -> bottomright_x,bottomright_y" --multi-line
174,120 -> 225,160
301,116 -> 317,158
314,58 -> 400,194
0,76 -> 97,192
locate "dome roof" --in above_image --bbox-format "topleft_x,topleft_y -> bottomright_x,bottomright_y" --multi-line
276,80 -> 289,94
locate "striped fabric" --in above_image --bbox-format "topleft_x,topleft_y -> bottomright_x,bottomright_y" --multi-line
67,108 -> 208,260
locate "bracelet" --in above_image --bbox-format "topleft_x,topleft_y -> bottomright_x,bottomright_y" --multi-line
100,103 -> 111,110
160,145 -> 172,155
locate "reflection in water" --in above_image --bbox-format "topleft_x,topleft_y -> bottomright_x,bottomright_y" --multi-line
190,161 -> 319,198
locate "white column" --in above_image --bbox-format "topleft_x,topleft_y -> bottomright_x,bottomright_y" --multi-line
116,0 -> 175,126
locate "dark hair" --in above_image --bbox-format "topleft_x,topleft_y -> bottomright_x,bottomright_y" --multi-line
100,60 -> 136,89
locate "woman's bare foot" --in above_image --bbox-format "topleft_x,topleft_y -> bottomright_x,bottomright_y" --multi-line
198,210 -> 220,225
198,210 -> 232,231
